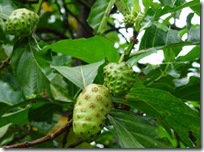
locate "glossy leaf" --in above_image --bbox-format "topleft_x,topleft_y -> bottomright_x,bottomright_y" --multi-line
87,0 -> 115,34
126,88 -> 200,147
51,60 -> 104,89
108,109 -> 173,148
43,36 -> 119,63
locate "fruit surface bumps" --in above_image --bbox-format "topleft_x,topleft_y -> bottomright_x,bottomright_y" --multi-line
103,62 -> 135,96
73,83 -> 112,141
6,8 -> 39,36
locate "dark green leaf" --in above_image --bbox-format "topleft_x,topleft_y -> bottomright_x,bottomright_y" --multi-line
28,102 -> 62,123
173,76 -> 200,101
108,109 -> 173,148
186,13 -> 194,31
10,37 -> 51,97
0,108 -> 29,127
139,25 -> 181,50
87,0 -> 115,34
43,36 -> 119,63
51,60 -> 104,89
126,88 -> 200,147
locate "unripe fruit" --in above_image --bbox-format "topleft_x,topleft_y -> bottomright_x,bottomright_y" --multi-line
103,62 -> 135,96
6,8 -> 39,37
123,14 -> 135,27
73,84 -> 112,141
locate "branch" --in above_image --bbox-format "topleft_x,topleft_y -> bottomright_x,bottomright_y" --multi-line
3,120 -> 73,148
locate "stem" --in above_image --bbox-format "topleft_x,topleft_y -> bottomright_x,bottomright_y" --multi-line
3,120 -> 73,148
35,0 -> 43,14
118,31 -> 138,63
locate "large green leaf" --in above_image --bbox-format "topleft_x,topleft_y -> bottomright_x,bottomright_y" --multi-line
43,36 -> 119,63
87,0 -> 115,34
51,60 -> 104,89
108,109 -> 173,148
173,76 -> 200,101
125,88 -> 200,147
10,37 -> 51,97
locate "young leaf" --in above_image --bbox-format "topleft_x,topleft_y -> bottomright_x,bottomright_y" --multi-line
87,0 -> 115,34
43,36 -> 119,63
51,60 -> 104,89
108,109 -> 173,148
126,88 -> 200,147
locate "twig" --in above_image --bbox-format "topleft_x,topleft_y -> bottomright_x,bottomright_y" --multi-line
3,120 -> 73,148
68,139 -> 84,148
0,57 -> 10,71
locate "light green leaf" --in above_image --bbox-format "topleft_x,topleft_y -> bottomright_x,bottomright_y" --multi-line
187,27 -> 200,42
0,0 -> 16,19
51,60 -> 105,89
115,0 -> 131,15
43,36 -> 119,63
87,0 -> 115,34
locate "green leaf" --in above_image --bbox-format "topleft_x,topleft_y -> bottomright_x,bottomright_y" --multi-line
176,45 -> 200,62
87,0 -> 115,34
0,80 -> 23,106
142,0 -> 153,13
0,0 -> 16,19
108,109 -> 172,148
186,13 -> 194,31
187,27 -> 200,42
10,37 -> 51,97
43,36 -> 119,63
115,0 -> 131,15
155,0 -> 200,19
159,0 -> 177,7
173,76 -> 200,101
139,25 -> 181,50
0,108 -> 29,128
126,88 -> 200,147
28,102 -> 62,123
51,60 -> 105,89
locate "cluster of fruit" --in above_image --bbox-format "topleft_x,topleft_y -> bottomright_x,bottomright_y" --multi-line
6,8 -> 136,141
73,62 -> 136,141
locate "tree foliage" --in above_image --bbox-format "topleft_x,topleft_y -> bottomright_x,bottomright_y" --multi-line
0,0 -> 200,148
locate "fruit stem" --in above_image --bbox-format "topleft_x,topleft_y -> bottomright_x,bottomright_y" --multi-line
35,0 -> 43,14
118,32 -> 138,63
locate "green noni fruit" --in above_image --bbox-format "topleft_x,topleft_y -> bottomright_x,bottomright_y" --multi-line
103,62 -> 135,96
6,8 -> 39,36
73,83 -> 112,141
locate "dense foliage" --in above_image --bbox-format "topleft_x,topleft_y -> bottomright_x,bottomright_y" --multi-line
0,0 -> 200,148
